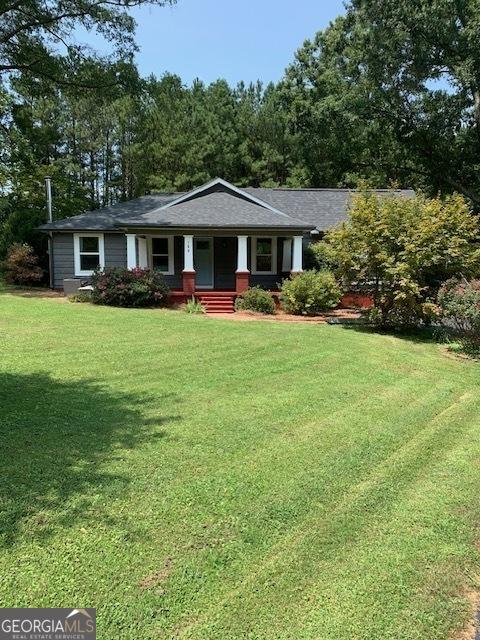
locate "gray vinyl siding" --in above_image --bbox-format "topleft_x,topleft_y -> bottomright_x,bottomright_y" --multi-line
51,232 -> 309,291
105,234 -> 127,268
52,233 -> 75,288
52,232 -> 127,288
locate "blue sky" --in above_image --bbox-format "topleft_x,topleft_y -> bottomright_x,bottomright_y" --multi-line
95,0 -> 346,85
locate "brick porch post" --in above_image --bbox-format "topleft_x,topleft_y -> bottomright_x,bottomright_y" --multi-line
182,235 -> 195,295
235,235 -> 249,293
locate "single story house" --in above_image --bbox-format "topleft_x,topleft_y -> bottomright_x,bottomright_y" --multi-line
40,178 -> 413,311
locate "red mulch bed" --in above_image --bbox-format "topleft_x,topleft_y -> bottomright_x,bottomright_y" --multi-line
209,308 -> 365,323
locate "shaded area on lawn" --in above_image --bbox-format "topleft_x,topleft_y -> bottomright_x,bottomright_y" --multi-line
0,372 -> 180,547
338,322 -> 446,346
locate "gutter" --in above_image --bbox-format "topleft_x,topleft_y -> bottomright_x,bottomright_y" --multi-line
115,224 -> 316,232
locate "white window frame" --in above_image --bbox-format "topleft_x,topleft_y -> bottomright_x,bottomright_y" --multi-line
252,237 -> 277,275
149,236 -> 174,275
74,233 -> 105,276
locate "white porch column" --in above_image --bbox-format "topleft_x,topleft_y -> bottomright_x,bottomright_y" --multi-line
183,234 -> 194,272
138,237 -> 148,268
292,235 -> 303,273
236,235 -> 249,293
236,235 -> 249,273
126,234 -> 137,269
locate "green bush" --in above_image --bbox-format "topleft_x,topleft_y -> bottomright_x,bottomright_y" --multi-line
183,296 -> 205,314
367,300 -> 439,329
1,243 -> 43,285
306,240 -> 339,271
90,267 -> 169,308
324,189 -> 480,328
235,286 -> 275,314
280,270 -> 341,315
438,278 -> 480,351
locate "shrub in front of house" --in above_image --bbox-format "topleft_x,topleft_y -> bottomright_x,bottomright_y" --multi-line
183,296 -> 206,314
280,270 -> 341,315
306,240 -> 339,272
367,300 -> 439,329
1,243 -> 43,285
235,286 -> 276,314
90,267 -> 170,308
438,278 -> 480,352
323,189 -> 480,328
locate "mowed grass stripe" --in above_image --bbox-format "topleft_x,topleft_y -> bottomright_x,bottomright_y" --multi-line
0,291 -> 479,640
157,390 -> 476,639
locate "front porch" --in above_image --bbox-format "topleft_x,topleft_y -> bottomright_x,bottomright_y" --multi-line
125,232 -> 304,299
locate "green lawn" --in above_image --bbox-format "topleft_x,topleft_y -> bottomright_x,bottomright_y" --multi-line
1,291 -> 479,640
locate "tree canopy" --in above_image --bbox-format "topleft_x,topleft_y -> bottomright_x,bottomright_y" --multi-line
0,0 -> 175,85
284,0 -> 480,202
2,0 -> 480,264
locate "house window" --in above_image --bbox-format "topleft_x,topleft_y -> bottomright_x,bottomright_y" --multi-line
74,233 -> 105,276
150,236 -> 174,275
252,237 -> 277,275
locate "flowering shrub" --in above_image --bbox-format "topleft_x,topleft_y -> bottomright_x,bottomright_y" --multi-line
90,268 -> 169,307
234,286 -> 276,314
438,278 -> 480,350
280,270 -> 341,315
2,243 -> 43,285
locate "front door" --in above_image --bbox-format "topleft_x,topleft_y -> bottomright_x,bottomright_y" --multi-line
194,237 -> 214,288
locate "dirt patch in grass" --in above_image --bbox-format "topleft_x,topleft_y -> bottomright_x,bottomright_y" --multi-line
1,285 -> 66,300
139,558 -> 173,591
454,592 -> 480,640
440,346 -> 478,363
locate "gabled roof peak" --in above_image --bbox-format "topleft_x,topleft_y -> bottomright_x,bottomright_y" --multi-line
156,177 -> 293,218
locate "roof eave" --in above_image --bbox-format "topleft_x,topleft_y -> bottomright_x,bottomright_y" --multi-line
115,223 -> 315,231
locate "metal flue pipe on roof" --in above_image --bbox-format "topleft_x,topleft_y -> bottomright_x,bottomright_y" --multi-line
45,176 -> 54,288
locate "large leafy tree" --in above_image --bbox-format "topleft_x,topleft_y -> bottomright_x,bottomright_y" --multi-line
0,0 -> 175,85
284,0 -> 480,202
345,0 -> 480,203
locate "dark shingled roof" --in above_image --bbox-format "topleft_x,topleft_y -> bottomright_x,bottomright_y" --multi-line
245,187 -> 415,231
41,193 -> 183,231
120,191 -> 312,228
39,179 -> 414,233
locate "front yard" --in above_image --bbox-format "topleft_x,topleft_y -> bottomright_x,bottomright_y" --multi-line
1,290 -> 479,639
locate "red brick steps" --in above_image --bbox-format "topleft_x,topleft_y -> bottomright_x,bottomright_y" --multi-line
198,294 -> 235,314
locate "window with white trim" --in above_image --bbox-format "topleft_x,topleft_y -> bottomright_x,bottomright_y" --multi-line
74,233 -> 105,276
150,236 -> 174,275
252,237 -> 277,275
